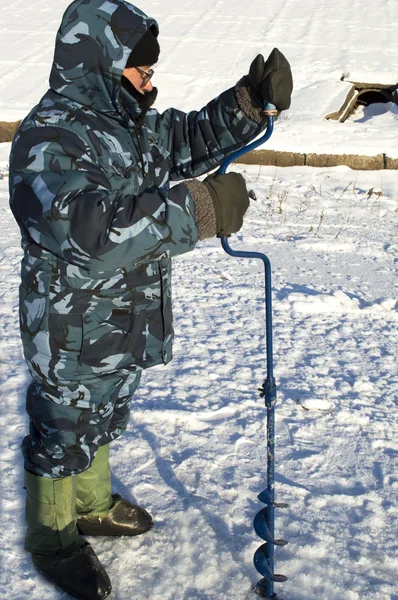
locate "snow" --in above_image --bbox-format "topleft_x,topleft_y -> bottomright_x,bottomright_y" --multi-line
1,1 -> 398,600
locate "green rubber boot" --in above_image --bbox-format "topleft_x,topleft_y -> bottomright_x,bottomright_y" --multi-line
24,469 -> 111,600
76,444 -> 153,537
76,444 -> 113,516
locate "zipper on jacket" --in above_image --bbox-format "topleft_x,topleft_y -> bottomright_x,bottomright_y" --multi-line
119,87 -> 150,183
131,122 -> 146,182
157,263 -> 167,360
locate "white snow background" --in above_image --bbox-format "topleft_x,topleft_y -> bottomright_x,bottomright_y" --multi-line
0,1 -> 397,599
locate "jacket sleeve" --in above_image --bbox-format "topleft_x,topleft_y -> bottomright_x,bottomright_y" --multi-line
9,126 -> 199,273
152,79 -> 267,181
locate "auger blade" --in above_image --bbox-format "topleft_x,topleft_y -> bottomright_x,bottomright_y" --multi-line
254,546 -> 288,583
257,490 -> 272,505
258,490 -> 289,509
254,509 -> 288,546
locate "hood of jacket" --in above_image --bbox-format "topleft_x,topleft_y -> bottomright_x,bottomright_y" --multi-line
49,0 -> 158,120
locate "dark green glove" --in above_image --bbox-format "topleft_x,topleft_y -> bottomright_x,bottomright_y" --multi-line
248,48 -> 293,111
203,172 -> 250,236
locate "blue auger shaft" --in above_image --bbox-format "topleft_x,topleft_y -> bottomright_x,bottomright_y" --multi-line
218,106 -> 286,599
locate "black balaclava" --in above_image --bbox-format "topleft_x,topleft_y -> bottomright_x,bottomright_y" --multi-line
121,77 -> 158,121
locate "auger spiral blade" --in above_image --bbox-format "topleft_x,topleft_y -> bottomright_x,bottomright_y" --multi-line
257,490 -> 289,509
254,577 -> 286,599
254,545 -> 288,583
254,509 -> 288,546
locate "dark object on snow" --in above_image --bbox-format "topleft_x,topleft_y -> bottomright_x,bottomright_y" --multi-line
33,542 -> 112,600
248,49 -> 293,111
218,113 -> 288,599
77,494 -> 153,536
75,444 -> 153,537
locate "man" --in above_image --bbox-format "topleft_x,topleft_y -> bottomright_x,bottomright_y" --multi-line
9,1 -> 293,598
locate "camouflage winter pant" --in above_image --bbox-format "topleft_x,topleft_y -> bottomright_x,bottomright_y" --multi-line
22,367 -> 141,478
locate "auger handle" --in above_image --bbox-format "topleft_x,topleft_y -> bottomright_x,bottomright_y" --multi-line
218,102 -> 277,384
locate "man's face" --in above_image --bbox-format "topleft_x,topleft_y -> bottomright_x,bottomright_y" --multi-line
122,66 -> 154,95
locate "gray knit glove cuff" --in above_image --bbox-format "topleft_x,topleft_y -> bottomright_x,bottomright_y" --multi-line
185,179 -> 217,240
235,76 -> 268,124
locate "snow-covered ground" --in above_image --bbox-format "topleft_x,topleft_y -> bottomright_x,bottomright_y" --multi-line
1,1 -> 398,599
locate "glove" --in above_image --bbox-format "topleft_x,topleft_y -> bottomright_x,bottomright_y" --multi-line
203,172 -> 250,236
248,48 -> 293,111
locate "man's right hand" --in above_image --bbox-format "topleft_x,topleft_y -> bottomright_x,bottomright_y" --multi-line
203,172 -> 250,237
248,49 -> 293,111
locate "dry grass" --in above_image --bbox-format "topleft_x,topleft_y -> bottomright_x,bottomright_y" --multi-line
0,121 -> 20,143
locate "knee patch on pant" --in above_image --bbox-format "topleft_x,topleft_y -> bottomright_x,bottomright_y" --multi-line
23,369 -> 141,477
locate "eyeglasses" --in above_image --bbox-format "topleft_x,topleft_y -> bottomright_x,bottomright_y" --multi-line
135,66 -> 154,88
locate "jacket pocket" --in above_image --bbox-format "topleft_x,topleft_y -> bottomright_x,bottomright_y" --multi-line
78,304 -> 164,373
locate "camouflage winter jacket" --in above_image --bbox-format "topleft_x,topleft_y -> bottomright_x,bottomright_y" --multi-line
9,0 -> 267,381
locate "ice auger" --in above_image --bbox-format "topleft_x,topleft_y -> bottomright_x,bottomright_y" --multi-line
218,104 -> 288,599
